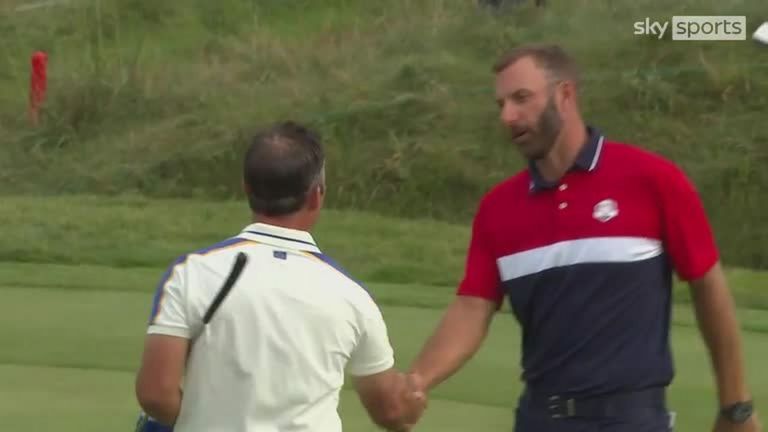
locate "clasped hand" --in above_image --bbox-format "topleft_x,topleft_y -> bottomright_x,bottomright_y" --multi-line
389,373 -> 428,432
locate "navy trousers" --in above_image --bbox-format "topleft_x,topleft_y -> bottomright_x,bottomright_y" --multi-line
514,388 -> 674,432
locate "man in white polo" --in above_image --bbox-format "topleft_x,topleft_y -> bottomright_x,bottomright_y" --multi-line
134,121 -> 426,432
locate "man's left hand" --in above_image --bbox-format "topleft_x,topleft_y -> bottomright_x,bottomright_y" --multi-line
714,413 -> 763,432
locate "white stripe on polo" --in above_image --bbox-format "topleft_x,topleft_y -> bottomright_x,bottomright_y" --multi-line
496,236 -> 663,282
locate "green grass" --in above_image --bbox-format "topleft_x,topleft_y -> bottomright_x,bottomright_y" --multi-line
1,195 -> 766,311
1,0 -> 767,267
0,196 -> 767,431
1,287 -> 767,432
0,195 -> 466,286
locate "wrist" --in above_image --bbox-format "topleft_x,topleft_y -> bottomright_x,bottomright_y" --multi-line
407,369 -> 431,391
717,378 -> 750,405
719,389 -> 751,408
720,400 -> 754,424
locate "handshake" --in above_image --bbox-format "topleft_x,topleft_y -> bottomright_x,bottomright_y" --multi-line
373,372 -> 429,432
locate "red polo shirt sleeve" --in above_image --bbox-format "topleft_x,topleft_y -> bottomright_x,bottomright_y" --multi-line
456,196 -> 504,306
657,160 -> 720,281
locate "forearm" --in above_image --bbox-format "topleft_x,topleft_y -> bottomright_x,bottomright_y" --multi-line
691,282 -> 750,405
410,299 -> 492,390
140,389 -> 182,426
356,372 -> 424,431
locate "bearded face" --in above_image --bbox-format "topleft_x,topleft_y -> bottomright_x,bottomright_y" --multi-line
506,91 -> 563,161
495,58 -> 565,161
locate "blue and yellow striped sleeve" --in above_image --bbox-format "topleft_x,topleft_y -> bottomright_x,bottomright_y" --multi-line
147,254 -> 191,338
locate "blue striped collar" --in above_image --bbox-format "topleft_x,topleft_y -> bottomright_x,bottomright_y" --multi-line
528,125 -> 605,192
238,223 -> 320,253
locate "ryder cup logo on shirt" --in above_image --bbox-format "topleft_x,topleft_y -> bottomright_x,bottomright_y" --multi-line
593,199 -> 619,222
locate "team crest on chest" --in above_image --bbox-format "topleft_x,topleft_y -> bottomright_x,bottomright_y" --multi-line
593,199 -> 619,222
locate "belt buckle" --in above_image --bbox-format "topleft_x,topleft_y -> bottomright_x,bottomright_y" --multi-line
548,395 -> 576,419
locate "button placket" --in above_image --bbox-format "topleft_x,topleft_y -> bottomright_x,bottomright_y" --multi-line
556,182 -> 569,211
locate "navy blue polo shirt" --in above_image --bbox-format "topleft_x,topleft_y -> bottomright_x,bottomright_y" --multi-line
457,126 -> 719,398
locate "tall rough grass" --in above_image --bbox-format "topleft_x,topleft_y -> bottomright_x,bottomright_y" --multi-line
0,0 -> 766,268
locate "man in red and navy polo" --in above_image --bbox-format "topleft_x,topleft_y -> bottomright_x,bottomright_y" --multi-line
408,44 -> 761,431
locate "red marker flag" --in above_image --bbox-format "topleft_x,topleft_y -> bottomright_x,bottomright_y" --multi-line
29,51 -> 48,126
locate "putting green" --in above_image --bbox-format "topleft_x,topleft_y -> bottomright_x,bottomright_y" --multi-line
0,286 -> 766,431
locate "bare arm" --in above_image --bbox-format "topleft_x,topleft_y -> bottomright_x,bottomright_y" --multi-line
409,296 -> 497,391
409,195 -> 500,391
135,335 -> 189,425
347,297 -> 426,430
353,369 -> 425,431
689,262 -> 751,407
653,159 -> 759,429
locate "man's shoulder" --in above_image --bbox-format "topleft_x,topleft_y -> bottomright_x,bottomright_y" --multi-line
603,139 -> 680,171
307,252 -> 365,286
305,252 -> 376,302
192,236 -> 254,256
169,236 -> 255,271
602,139 -> 693,182
478,170 -> 530,209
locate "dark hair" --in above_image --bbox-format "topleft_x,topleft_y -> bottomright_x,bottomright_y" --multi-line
243,121 -> 325,217
493,43 -> 581,89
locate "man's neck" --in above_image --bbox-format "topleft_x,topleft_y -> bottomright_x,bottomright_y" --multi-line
534,120 -> 587,183
252,214 -> 312,232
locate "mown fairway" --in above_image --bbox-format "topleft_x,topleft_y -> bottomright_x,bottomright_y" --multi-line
0,197 -> 766,431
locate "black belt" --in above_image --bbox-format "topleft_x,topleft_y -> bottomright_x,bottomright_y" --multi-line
523,387 -> 667,419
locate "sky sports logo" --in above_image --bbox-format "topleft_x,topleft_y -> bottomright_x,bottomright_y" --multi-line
634,16 -> 747,41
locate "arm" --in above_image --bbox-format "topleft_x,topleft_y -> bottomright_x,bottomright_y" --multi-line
410,198 -> 502,391
410,296 -> 496,391
657,161 -> 755,420
348,302 -> 425,430
353,369 -> 425,431
689,262 -> 750,407
135,335 -> 189,425
135,256 -> 192,426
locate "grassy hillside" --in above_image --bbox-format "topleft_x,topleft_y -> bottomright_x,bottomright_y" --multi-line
2,195 -> 767,315
1,0 -> 766,267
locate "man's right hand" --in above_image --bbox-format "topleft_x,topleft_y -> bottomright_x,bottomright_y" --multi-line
398,373 -> 428,429
353,369 -> 428,431
394,373 -> 428,431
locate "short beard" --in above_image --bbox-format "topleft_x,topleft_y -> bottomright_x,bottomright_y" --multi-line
525,95 -> 563,161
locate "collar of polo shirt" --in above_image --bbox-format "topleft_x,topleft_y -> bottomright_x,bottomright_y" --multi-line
528,125 -> 605,192
238,223 -> 321,253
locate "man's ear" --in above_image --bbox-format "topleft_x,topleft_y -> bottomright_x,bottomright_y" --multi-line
558,80 -> 577,109
306,184 -> 323,211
